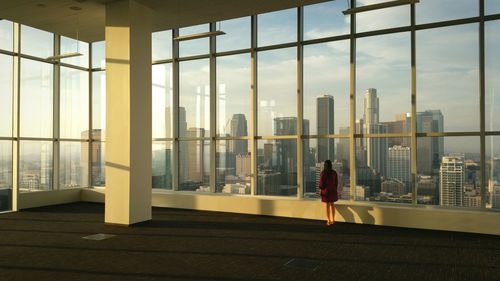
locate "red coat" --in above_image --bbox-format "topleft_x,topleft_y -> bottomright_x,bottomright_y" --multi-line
319,171 -> 338,203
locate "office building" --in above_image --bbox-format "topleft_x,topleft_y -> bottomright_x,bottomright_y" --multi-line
440,156 -> 465,207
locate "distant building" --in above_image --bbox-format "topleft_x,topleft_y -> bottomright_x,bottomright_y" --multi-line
387,145 -> 411,193
440,156 -> 465,207
317,95 -> 335,162
381,179 -> 405,196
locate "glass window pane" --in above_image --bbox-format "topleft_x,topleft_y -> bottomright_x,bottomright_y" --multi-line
179,24 -> 209,57
304,41 -> 349,135
258,47 -> 296,136
60,142 -> 88,188
60,36 -> 89,68
60,67 -> 89,139
216,17 -> 250,52
217,54 -> 250,137
303,138 -> 350,199
486,0 -> 500,15
304,1 -> 349,40
257,139 -> 297,196
20,141 -> 53,192
356,137 -> 412,203
152,30 -> 172,61
91,41 -> 105,69
0,54 -> 13,137
21,25 -> 53,58
91,142 -> 105,187
152,63 -> 173,139
356,0 -> 410,33
0,141 -> 12,211
152,141 -> 173,190
417,24 -> 479,132
416,0 -> 478,24
216,140 -> 251,194
179,59 -> 209,137
357,32 -> 411,133
486,20 -> 500,131
258,8 -> 297,47
487,136 -> 500,210
92,71 -> 106,140
0,20 -> 13,51
20,59 -> 53,138
417,136 -> 480,208
179,140 -> 210,191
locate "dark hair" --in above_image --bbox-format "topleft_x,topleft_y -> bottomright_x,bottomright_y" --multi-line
323,160 -> 333,175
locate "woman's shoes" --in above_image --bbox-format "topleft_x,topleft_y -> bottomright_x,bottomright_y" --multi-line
326,220 -> 335,226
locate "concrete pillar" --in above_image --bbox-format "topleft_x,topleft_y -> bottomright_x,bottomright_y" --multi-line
104,0 -> 152,225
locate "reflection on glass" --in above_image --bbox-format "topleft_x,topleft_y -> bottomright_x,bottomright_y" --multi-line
21,25 -> 53,58
20,141 -> 53,192
258,8 -> 297,47
216,17 -> 250,52
20,59 -> 53,138
91,142 -> 105,187
91,41 -> 105,69
152,141 -> 173,189
487,136 -> 500,210
416,0 -> 478,24
356,0 -> 410,33
257,139 -> 297,196
92,71 -> 106,140
417,136 -> 480,208
0,54 -> 13,137
0,141 -> 12,211
417,24 -> 479,132
486,0 -> 500,15
304,41 -> 349,135
179,24 -> 209,57
179,140 -> 210,192
60,142 -> 88,189
357,32 -> 410,133
258,47 -> 296,136
60,36 -> 89,68
216,140 -> 251,194
60,67 -> 89,139
355,137 -> 411,203
216,54 -> 250,137
303,138 -> 350,199
179,59 -> 209,137
486,20 -> 500,131
304,1 -> 349,40
152,30 -> 172,61
0,20 -> 13,51
152,63 -> 173,138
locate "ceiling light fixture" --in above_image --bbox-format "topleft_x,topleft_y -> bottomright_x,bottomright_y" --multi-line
47,8 -> 83,61
342,0 -> 419,15
174,30 -> 226,41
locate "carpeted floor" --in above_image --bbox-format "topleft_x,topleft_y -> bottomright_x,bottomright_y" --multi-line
0,202 -> 499,281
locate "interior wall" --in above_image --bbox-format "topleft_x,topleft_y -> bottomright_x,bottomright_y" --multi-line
77,189 -> 500,236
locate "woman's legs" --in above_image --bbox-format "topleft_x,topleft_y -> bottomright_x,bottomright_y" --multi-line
325,203 -> 331,225
330,203 -> 336,224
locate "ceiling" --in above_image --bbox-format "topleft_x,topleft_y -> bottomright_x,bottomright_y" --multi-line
0,0 -> 330,42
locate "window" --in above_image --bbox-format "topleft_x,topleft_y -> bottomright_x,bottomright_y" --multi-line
60,36 -> 89,68
257,48 -> 296,136
152,30 -> 172,61
257,139 -> 297,196
216,17 -> 250,52
258,8 -> 297,47
60,67 -> 89,139
356,0 -> 410,33
21,25 -> 53,58
20,59 -> 53,138
304,1 -> 349,40
417,24 -> 479,132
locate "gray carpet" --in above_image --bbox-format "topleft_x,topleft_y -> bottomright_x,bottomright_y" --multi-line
0,202 -> 499,281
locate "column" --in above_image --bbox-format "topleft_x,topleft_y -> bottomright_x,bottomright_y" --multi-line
105,0 -> 152,225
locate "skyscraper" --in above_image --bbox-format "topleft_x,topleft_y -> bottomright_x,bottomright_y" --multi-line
387,145 -> 411,193
317,95 -> 334,162
440,155 -> 465,207
186,128 -> 206,183
363,89 -> 387,178
229,114 -> 248,155
417,110 -> 444,175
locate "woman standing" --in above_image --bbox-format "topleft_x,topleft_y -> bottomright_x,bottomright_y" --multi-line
319,160 -> 338,226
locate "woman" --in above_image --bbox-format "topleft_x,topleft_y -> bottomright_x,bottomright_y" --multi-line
319,160 -> 338,226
